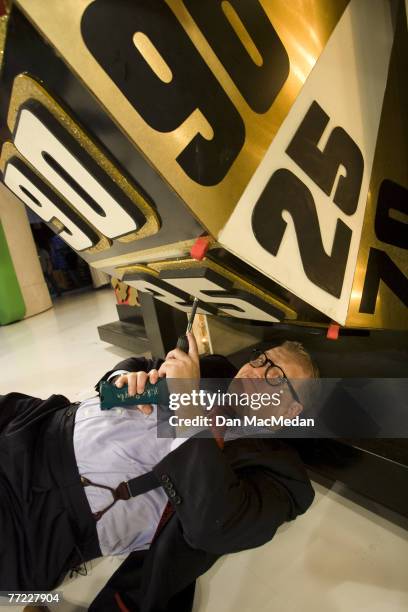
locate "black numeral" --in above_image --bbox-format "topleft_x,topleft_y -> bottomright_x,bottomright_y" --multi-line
252,168 -> 352,298
3,156 -> 99,251
184,0 -> 289,114
374,179 -> 407,249
13,101 -> 146,239
81,0 -> 245,186
359,180 -> 408,313
160,266 -> 284,321
286,101 -> 364,215
359,248 -> 408,313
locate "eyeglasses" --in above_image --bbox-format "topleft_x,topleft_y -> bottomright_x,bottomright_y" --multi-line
249,349 -> 301,404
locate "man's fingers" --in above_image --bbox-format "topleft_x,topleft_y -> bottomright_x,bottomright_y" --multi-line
115,374 -> 128,388
148,369 -> 159,384
165,333 -> 198,363
158,361 -> 177,378
165,348 -> 189,362
158,362 -> 168,377
126,372 -> 137,395
122,371 -> 149,395
138,404 -> 153,415
112,372 -> 156,412
136,371 -> 149,395
115,371 -> 157,394
187,332 -> 199,363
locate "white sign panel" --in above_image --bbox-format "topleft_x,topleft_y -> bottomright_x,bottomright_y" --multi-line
218,0 -> 394,324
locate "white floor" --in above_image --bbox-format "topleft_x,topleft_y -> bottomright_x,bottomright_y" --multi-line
1,287 -> 407,612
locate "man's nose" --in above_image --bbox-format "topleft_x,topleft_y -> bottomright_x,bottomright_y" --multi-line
251,366 -> 265,379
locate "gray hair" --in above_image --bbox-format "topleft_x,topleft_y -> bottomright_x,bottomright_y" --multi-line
280,340 -> 321,412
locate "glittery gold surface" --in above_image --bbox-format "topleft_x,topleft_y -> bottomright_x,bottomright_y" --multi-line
0,14 -> 9,71
7,74 -> 161,245
115,263 -> 160,280
0,141 -> 112,253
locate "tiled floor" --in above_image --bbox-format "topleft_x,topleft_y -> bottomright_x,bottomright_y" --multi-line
1,287 -> 407,611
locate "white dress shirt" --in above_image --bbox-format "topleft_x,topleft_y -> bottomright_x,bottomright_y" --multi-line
73,384 -> 179,556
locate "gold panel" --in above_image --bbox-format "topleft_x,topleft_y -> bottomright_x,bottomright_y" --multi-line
346,7 -> 408,330
6,74 -> 160,244
15,0 -> 348,236
91,237 -> 215,271
115,263 -> 160,280
0,141 -> 111,253
149,257 -> 297,320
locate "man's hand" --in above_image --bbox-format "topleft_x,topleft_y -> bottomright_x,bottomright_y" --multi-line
159,333 -> 202,428
114,369 -> 159,415
158,332 -> 200,380
114,333 -> 199,415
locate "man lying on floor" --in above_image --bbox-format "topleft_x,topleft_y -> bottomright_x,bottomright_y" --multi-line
0,333 -> 317,612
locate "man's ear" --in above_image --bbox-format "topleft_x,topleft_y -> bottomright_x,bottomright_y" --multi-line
287,401 -> 303,419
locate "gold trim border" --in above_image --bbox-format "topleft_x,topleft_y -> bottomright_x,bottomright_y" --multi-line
90,237 -> 216,270
0,14 -> 9,72
116,263 -> 160,279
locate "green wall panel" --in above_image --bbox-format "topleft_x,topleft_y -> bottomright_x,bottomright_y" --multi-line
0,220 -> 26,325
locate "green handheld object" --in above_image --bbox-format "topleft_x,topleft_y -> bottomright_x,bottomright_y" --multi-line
100,379 -> 168,410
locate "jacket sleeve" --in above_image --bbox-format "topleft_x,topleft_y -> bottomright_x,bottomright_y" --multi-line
94,353 -> 236,393
94,356 -> 163,393
152,436 -> 315,555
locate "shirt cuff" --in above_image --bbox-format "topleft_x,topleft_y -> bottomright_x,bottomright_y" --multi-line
107,369 -> 129,382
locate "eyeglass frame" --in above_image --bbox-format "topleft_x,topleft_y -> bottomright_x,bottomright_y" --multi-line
249,349 -> 301,405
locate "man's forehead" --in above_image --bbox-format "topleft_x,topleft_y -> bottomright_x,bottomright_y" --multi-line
264,344 -> 311,378
264,345 -> 286,360
264,345 -> 303,373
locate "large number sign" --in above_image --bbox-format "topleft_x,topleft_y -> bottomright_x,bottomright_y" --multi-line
118,259 -> 296,323
252,101 -> 363,299
219,0 -> 394,324
0,0 -> 403,328
0,75 -> 160,253
80,0 -> 292,186
15,0 -> 348,235
0,73 -> 293,324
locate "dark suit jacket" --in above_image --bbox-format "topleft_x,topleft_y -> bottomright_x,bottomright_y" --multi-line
89,355 -> 315,612
0,391 -> 101,590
